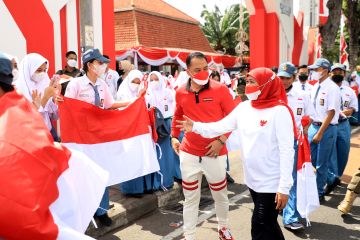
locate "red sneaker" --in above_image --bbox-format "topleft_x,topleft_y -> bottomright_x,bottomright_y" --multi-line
219,227 -> 234,240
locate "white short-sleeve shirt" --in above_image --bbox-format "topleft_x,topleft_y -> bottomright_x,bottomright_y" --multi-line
287,87 -> 315,129
310,77 -> 341,125
340,86 -> 358,111
65,75 -> 115,109
102,69 -> 119,100
293,80 -> 313,94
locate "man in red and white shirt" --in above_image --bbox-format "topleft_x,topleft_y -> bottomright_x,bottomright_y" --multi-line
171,52 -> 235,240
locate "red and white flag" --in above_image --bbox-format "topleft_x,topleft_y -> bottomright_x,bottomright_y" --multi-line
296,116 -> 320,226
0,91 -> 108,240
59,96 -> 160,186
339,13 -> 349,68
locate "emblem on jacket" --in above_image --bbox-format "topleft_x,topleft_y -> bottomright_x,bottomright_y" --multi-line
260,120 -> 267,127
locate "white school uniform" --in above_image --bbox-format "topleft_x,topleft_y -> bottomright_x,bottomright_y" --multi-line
101,69 -> 120,100
65,75 -> 114,109
287,87 -> 315,130
293,80 -> 313,94
310,78 -> 341,125
340,86 -> 358,112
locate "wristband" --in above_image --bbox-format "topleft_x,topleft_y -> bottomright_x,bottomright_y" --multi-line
217,138 -> 225,145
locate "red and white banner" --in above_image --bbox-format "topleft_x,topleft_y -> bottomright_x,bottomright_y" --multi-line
319,0 -> 329,26
0,91 -> 108,240
59,96 -> 160,186
339,13 -> 349,68
115,46 -> 240,68
296,116 -> 320,226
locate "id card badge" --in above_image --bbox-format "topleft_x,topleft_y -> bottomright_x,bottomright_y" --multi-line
165,104 -> 168,111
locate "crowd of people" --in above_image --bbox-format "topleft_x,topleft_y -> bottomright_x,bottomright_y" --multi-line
1,49 -> 360,240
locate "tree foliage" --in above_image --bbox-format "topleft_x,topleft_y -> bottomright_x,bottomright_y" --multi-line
200,4 -> 249,56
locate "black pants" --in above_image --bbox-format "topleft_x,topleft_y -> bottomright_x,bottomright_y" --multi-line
249,188 -> 285,240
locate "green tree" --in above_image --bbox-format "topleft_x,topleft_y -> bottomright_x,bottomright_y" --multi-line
201,4 -> 249,56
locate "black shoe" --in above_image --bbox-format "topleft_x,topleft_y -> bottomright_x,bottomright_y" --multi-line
125,193 -> 143,198
96,213 -> 112,227
226,172 -> 235,184
319,195 -> 325,204
325,178 -> 341,195
174,177 -> 182,184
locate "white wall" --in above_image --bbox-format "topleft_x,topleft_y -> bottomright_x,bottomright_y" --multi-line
0,1 -> 27,60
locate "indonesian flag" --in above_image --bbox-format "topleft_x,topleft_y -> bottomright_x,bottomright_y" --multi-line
319,0 -> 329,26
339,13 -> 349,68
59,96 -> 159,186
0,91 -> 108,240
296,116 -> 320,226
316,33 -> 322,59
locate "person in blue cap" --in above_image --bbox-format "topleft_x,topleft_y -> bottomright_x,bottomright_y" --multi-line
307,58 -> 341,203
325,64 -> 358,195
65,48 -> 138,227
0,53 -> 14,98
277,62 -> 315,231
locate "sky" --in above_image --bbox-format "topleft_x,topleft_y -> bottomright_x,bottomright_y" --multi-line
163,0 -> 244,23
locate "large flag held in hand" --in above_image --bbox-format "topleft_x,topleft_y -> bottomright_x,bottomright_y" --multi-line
0,91 -> 108,240
59,96 -> 159,186
296,116 -> 320,226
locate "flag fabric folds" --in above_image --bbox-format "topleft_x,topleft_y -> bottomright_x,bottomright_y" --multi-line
59,96 -> 160,186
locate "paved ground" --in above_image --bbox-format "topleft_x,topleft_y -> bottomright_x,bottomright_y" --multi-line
100,128 -> 360,240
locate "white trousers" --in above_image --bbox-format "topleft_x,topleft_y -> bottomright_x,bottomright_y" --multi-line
180,151 -> 229,240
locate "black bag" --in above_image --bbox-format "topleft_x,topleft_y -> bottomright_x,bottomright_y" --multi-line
154,107 -> 170,139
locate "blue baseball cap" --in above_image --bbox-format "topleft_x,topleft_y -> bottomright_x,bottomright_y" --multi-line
330,63 -> 346,72
308,58 -> 331,70
0,53 -> 13,85
277,62 -> 297,78
82,48 -> 110,64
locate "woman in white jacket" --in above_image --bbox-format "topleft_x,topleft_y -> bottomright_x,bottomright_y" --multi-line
176,67 -> 297,240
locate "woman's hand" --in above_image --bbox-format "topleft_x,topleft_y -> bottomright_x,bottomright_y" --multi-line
31,90 -> 41,109
176,115 -> 194,133
275,192 -> 289,210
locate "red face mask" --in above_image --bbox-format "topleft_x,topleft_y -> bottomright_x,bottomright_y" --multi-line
245,85 -> 261,100
192,71 -> 209,85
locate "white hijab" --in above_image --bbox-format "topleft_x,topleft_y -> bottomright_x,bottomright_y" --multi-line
146,71 -> 174,117
116,69 -> 143,100
15,53 -> 50,101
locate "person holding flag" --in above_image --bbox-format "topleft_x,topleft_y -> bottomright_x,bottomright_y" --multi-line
176,67 -> 296,240
277,62 -> 315,231
308,58 -> 341,202
65,48 -> 133,226
145,71 -> 176,190
171,52 -> 236,240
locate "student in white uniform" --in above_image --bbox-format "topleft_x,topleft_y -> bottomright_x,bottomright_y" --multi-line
307,58 -> 341,203
65,48 -> 132,227
325,64 -> 358,195
177,67 -> 296,240
101,55 -> 120,99
15,53 -> 61,141
293,65 -> 313,93
146,71 -> 177,190
277,62 -> 315,231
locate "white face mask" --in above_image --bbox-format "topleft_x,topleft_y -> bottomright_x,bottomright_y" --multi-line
92,63 -> 107,77
12,68 -> 19,81
67,59 -> 77,68
129,83 -> 139,92
311,71 -> 323,81
149,81 -> 160,90
31,72 -> 46,83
